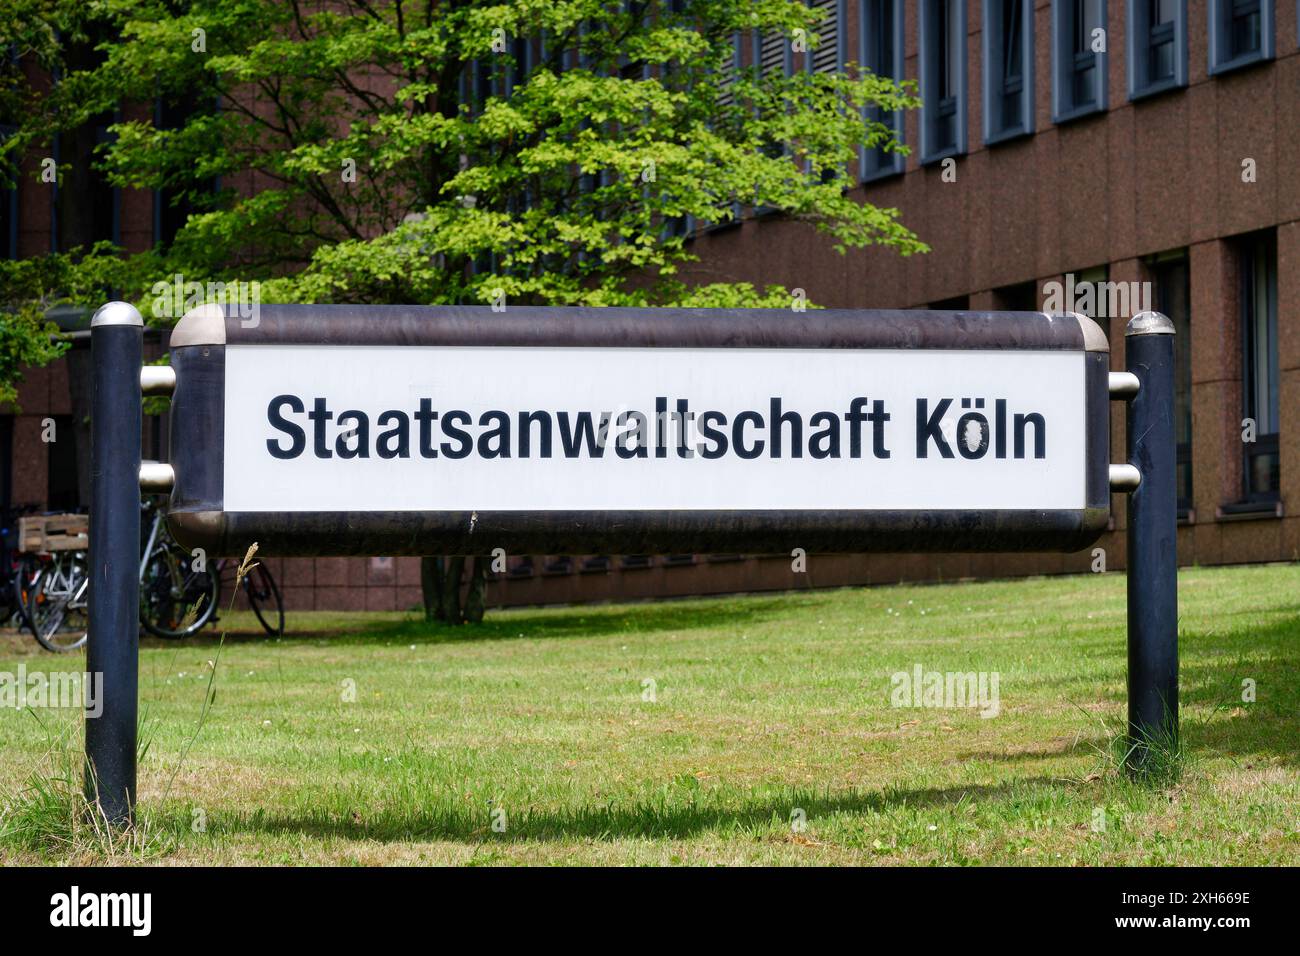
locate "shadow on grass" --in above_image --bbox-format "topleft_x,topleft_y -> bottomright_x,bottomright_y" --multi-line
205,776 -> 1069,846
955,737 -> 1113,765
144,595 -> 808,649
1175,614 -> 1300,768
953,617 -> 1300,770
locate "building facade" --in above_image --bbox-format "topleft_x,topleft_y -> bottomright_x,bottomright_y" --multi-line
2,1 -> 1296,611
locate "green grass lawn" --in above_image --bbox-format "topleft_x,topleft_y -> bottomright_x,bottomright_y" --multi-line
0,562 -> 1296,865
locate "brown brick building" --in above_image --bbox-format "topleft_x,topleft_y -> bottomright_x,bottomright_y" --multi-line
2,1 -> 1296,611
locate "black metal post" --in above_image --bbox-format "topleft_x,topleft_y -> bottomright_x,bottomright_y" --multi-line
1124,311 -> 1178,770
86,301 -> 143,825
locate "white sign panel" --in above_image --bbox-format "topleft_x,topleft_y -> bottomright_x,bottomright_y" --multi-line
222,345 -> 1086,513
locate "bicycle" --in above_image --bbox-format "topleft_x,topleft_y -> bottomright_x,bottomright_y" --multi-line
22,550 -> 90,652
138,497 -> 221,638
220,554 -> 284,637
6,509 -> 90,653
1,518 -> 26,627
1,506 -> 41,628
11,500 -> 285,649
138,498 -> 284,638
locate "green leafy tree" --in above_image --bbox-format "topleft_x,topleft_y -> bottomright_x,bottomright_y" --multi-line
0,0 -> 925,620
0,243 -> 89,406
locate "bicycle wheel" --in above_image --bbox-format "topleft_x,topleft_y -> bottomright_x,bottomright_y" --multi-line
10,553 -> 42,631
0,550 -> 17,625
243,562 -> 284,636
30,554 -> 89,653
140,544 -> 220,638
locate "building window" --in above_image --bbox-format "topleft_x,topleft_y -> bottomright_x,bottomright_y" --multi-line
0,123 -> 16,260
154,95 -> 217,248
859,0 -> 905,180
543,556 -> 574,575
1208,0 -> 1274,74
1149,251 -> 1192,516
1072,264 -> 1109,322
755,25 -> 794,81
46,414 -> 79,511
716,31 -> 743,109
1127,0 -> 1187,99
752,27 -> 793,216
0,415 -> 12,513
984,0 -> 1034,143
697,31 -> 744,231
53,115 -> 120,253
802,2 -> 845,185
507,556 -> 535,578
1052,0 -> 1107,122
807,0 -> 846,76
0,52 -> 16,258
919,0 -> 967,164
1238,233 -> 1280,505
993,281 -> 1039,311
506,36 -> 533,96
661,1 -> 694,239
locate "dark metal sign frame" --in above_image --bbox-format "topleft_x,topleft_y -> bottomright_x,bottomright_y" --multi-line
83,302 -> 1178,827
165,304 -> 1112,556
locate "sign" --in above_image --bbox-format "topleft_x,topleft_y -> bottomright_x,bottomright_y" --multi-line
166,305 -> 1111,556
88,301 -> 1180,827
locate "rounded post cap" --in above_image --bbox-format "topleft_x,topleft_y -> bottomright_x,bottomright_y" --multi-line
1126,311 -> 1174,336
90,301 -> 144,328
171,302 -> 227,346
1067,311 -> 1109,352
